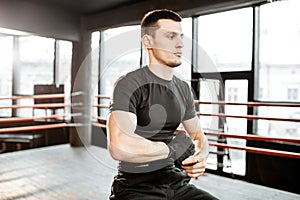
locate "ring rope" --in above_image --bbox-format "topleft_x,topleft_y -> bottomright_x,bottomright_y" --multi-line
0,123 -> 83,133
93,104 -> 110,108
95,117 -> 300,143
0,113 -> 82,123
95,95 -> 110,99
0,103 -> 83,109
95,95 -> 300,108
209,142 -> 300,159
96,116 -> 107,122
0,123 -> 68,133
204,131 -> 300,144
198,112 -> 300,123
195,100 -> 300,107
92,122 -> 106,129
91,123 -> 300,159
0,91 -> 83,101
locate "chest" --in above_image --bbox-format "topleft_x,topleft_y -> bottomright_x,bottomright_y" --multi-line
135,83 -> 186,130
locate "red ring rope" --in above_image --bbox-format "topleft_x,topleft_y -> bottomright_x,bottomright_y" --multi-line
195,100 -> 300,107
204,131 -> 300,144
0,92 -> 82,101
0,123 -> 68,133
198,112 -> 300,123
0,114 -> 68,123
209,142 -> 300,159
92,122 -> 106,129
93,104 -> 110,108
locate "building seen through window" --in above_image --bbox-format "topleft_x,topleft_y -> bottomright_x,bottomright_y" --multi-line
256,0 -> 300,139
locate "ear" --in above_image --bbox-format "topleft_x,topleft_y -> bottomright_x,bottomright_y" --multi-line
142,35 -> 153,49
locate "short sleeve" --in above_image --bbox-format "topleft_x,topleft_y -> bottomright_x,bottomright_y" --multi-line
109,76 -> 140,114
182,85 -> 197,121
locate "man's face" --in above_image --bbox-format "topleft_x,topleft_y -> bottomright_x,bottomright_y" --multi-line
147,19 -> 184,68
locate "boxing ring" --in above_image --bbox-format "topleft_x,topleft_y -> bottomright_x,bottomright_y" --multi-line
92,94 -> 300,193
93,95 -> 300,159
0,92 -> 82,152
1,92 -> 299,158
0,92 -> 299,193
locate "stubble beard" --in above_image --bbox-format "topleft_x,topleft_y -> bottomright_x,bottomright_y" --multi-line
167,59 -> 182,68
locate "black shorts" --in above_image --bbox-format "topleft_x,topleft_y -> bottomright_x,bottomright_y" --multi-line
109,165 -> 219,200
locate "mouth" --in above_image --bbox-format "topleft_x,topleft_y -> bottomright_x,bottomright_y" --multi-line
174,51 -> 182,57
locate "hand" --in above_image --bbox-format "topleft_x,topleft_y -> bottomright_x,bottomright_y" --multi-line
181,155 -> 206,178
167,133 -> 195,167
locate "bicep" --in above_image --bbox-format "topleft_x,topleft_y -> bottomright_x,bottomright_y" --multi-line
107,110 -> 137,144
107,110 -> 138,160
107,110 -> 169,162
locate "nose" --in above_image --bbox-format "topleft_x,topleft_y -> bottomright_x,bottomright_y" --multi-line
176,36 -> 184,48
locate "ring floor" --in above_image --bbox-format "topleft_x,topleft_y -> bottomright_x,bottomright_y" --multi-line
0,144 -> 299,200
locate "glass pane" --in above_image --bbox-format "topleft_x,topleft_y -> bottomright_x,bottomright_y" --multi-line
0,36 -> 13,117
100,25 -> 141,117
17,36 -> 54,116
224,79 -> 248,176
91,31 -> 100,120
198,78 -> 222,170
256,107 -> 300,139
258,0 -> 300,102
197,8 -> 253,72
57,40 -> 72,120
57,40 -> 72,85
256,0 -> 300,139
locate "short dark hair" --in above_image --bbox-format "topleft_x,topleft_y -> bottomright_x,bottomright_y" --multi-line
141,9 -> 182,37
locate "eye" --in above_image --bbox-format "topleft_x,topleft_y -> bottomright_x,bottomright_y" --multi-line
167,34 -> 175,39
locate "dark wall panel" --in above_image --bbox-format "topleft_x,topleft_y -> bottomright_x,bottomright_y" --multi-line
246,141 -> 300,194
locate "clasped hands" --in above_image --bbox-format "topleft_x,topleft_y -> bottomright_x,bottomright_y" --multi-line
181,151 -> 206,178
167,133 -> 206,178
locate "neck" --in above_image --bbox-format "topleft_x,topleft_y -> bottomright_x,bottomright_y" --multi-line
148,64 -> 174,81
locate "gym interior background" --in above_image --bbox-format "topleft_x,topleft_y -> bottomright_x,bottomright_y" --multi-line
0,0 -> 299,199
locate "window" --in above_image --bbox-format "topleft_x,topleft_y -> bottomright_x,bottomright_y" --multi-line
198,78 -> 221,171
99,25 -> 141,117
287,88 -> 298,100
91,31 -> 100,119
224,80 -> 248,176
0,35 -> 73,118
256,0 -> 300,139
56,40 -> 72,120
16,36 -> 55,116
258,0 -> 300,102
227,88 -> 238,102
0,36 -> 13,117
196,8 -> 253,72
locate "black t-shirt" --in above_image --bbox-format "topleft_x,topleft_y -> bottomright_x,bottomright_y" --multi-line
110,66 -> 196,143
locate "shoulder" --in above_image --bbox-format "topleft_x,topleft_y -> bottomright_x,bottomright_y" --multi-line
115,67 -> 146,83
113,67 -> 148,92
173,75 -> 191,91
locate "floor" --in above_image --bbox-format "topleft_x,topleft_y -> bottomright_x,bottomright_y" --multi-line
0,144 -> 299,200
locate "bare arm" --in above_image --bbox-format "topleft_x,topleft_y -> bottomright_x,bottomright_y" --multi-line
182,116 -> 208,157
107,110 -> 169,163
181,116 -> 209,178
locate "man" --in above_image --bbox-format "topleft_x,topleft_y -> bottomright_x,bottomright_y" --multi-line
107,9 -> 219,200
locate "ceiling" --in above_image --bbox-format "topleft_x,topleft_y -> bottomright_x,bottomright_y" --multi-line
0,0 -> 270,41
31,0 -> 140,15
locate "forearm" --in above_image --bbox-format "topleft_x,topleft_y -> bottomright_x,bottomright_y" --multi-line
183,116 -> 209,158
108,131 -> 169,163
107,111 -> 169,163
193,133 -> 209,159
